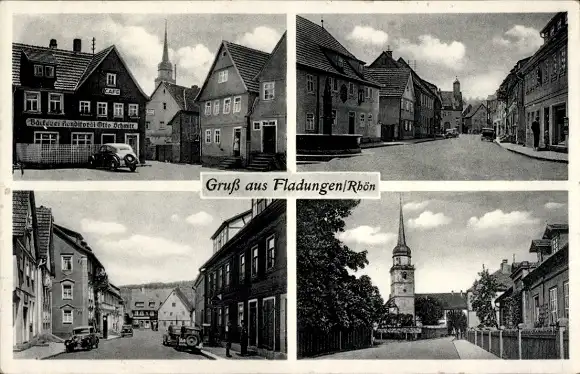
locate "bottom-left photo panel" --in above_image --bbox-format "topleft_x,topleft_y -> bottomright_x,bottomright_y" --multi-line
12,191 -> 287,360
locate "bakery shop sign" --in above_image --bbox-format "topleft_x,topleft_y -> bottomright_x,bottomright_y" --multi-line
26,118 -> 138,130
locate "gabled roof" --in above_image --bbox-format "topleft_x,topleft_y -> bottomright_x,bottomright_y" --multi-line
153,81 -> 200,112
225,41 -> 270,93
211,209 -> 252,240
254,32 -> 287,81
543,223 -> 568,238
489,267 -> 513,290
53,224 -> 104,269
416,293 -> 468,310
13,191 -> 33,236
36,206 -> 53,261
367,68 -> 411,97
131,288 -> 172,310
297,16 -> 357,60
464,103 -> 486,118
174,287 -> 194,312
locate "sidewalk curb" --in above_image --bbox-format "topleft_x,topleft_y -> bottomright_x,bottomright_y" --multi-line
361,137 -> 444,150
40,350 -> 65,360
199,349 -> 222,360
495,141 -> 568,164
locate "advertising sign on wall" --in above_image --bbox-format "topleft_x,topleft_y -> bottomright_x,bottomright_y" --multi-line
26,118 -> 139,130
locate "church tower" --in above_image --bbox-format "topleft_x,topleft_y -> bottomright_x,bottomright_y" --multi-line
453,77 -> 460,97
389,197 -> 415,318
155,20 -> 175,87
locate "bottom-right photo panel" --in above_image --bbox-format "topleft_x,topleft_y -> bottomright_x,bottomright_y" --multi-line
297,192 -> 569,360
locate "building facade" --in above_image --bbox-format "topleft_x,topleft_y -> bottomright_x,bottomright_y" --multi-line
201,199 -> 287,358
35,206 -> 55,337
129,288 -> 170,329
13,39 -> 148,165
463,103 -> 488,134
497,57 -> 529,144
440,78 -> 463,133
522,12 -> 568,152
158,287 -> 194,328
296,16 -> 380,153
193,273 -> 206,330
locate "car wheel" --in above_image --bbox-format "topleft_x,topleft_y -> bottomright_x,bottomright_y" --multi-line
129,165 -> 137,172
88,158 -> 95,168
185,335 -> 199,347
109,159 -> 118,171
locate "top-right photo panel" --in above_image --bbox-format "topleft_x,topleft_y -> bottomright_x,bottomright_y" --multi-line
296,13 -> 568,180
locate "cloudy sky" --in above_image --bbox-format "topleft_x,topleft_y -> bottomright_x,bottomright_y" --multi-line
337,191 -> 568,298
13,14 -> 286,95
34,192 -> 250,286
301,13 -> 554,99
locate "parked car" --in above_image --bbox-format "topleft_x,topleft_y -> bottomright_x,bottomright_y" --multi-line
162,326 -> 203,352
64,326 -> 99,352
480,128 -> 496,142
89,143 -> 139,172
121,324 -> 134,337
445,129 -> 459,138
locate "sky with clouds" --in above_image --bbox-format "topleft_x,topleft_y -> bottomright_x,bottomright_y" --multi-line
337,191 -> 568,298
34,192 -> 250,286
301,13 -> 554,99
13,14 -> 286,95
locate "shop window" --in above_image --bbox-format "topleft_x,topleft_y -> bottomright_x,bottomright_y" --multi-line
306,113 -> 314,131
263,82 -> 275,100
223,98 -> 231,114
266,235 -> 275,269
251,246 -> 258,278
79,101 -> 91,114
113,103 -> 124,118
233,96 -> 241,113
214,129 -> 221,144
24,91 -> 41,112
128,104 -> 139,117
72,133 -> 94,146
34,132 -> 58,145
307,75 -> 314,93
106,73 -> 117,87
97,102 -> 108,117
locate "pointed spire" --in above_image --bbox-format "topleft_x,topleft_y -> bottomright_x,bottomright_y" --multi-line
397,194 -> 406,246
162,19 -> 170,63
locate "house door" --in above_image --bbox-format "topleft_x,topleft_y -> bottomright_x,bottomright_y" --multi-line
233,128 -> 242,157
125,134 -> 139,154
248,300 -> 258,347
553,104 -> 567,145
102,315 -> 108,339
348,112 -> 355,134
262,125 -> 276,154
544,107 -> 550,144
23,307 -> 28,342
262,298 -> 276,351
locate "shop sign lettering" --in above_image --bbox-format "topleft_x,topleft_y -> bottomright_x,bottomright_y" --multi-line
26,118 -> 138,130
103,88 -> 121,95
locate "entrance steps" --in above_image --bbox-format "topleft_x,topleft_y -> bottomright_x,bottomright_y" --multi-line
247,153 -> 276,172
219,156 -> 242,170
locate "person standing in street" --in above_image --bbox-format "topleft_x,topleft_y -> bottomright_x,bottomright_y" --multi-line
531,117 -> 540,151
240,320 -> 248,356
225,320 -> 233,357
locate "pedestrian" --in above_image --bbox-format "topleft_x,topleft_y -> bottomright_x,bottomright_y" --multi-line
531,117 -> 540,151
240,320 -> 248,356
181,323 -> 186,338
233,137 -> 240,157
168,323 -> 174,336
225,320 -> 233,357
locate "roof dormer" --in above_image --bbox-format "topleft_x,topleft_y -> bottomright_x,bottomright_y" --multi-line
21,49 -> 58,89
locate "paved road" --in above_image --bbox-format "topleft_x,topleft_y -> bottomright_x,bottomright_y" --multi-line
13,161 -> 221,181
299,135 -> 567,180
47,329 -> 208,360
314,337 -> 460,360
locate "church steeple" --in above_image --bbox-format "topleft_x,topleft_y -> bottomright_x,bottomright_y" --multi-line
393,195 -> 411,256
155,20 -> 175,87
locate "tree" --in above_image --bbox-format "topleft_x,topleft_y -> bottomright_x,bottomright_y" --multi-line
447,310 -> 468,335
503,293 -> 522,328
415,296 -> 444,325
89,267 -> 109,331
297,200 -> 384,332
470,268 -> 499,328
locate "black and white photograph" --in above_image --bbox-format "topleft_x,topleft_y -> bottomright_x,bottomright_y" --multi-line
12,14 -> 287,181
297,192 -> 569,359
296,13 -> 568,180
12,191 -> 287,360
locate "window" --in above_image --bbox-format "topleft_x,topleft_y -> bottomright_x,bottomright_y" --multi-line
349,82 -> 354,95
63,310 -> 73,324
172,302 -> 176,307
135,302 -> 144,308
251,246 -> 258,277
253,121 -> 261,131
62,284 -> 73,300
159,121 -> 165,129
214,129 -> 221,144
307,75 -> 314,93
45,66 -> 55,78
332,77 -> 338,92
113,103 -> 124,118
223,98 -> 231,114
79,101 -> 91,114
306,113 -> 314,131
163,102 -> 167,110
128,104 -> 138,117
97,102 -> 107,117
359,113 -> 365,127
205,129 -> 212,144
72,133 -> 93,145
331,110 -> 337,126
263,82 -> 275,100
106,73 -> 117,86
549,287 -> 558,325
218,70 -> 228,83
146,121 -> 150,129
34,65 -> 44,77
368,113 -> 373,126
213,100 -> 219,115
217,267 -> 222,290
218,308 -> 223,326
225,306 -> 230,326
239,254 -> 245,281
170,312 -> 173,316
563,281 -> 569,318
551,234 -> 560,253
149,302 -> 155,308
233,96 -> 242,113
48,93 -> 63,113
225,263 -> 231,286
267,235 -> 275,269
60,255 -> 73,272
238,302 -> 244,326
205,102 -> 211,115
24,91 -> 40,112
560,48 -> 566,73
402,272 -> 407,280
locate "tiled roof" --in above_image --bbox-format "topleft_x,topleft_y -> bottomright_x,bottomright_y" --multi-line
174,287 -> 194,312
13,191 -> 32,236
224,41 -> 270,93
165,83 -> 200,112
367,68 -> 410,97
464,103 -> 486,118
36,206 -> 53,260
76,46 -> 115,89
13,43 -> 95,91
297,16 -> 379,87
416,293 -> 468,310
490,268 -> 513,290
131,288 -> 172,310
22,49 -> 58,64
441,91 -> 463,111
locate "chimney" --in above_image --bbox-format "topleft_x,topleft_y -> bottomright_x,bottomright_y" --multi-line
73,38 -> 82,53
386,46 -> 392,58
49,39 -> 57,49
501,259 -> 510,274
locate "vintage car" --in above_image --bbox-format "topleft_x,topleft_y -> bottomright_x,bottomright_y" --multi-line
88,143 -> 139,172
445,129 -> 459,138
121,324 -> 134,337
64,326 -> 99,352
480,128 -> 496,142
162,326 -> 203,352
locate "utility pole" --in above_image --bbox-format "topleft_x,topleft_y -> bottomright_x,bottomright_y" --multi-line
92,37 -> 95,55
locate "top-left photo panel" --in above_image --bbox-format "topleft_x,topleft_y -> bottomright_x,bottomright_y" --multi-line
12,13 -> 287,181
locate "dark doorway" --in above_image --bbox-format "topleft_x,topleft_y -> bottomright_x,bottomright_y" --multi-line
553,104 -> 566,145
249,301 -> 258,346
103,315 -> 108,339
233,128 -> 242,156
262,125 -> 276,154
348,112 -> 355,134
181,140 -> 200,164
